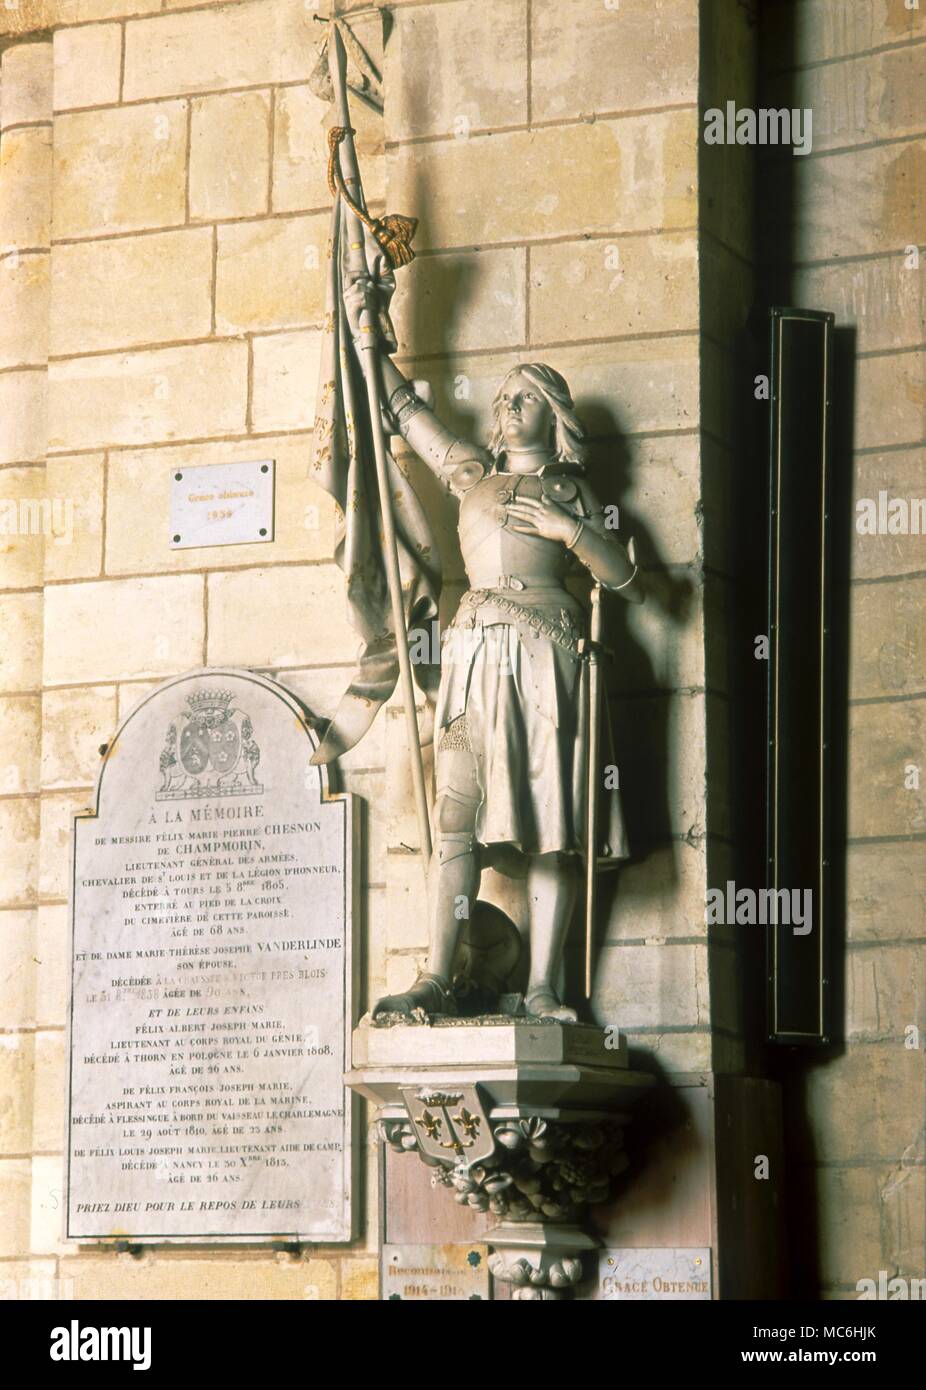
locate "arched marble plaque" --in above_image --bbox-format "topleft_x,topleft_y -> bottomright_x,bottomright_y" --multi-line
65,669 -> 356,1244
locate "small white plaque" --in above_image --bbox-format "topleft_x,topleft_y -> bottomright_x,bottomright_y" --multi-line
381,1244 -> 490,1300
599,1248 -> 711,1300
169,460 -> 274,549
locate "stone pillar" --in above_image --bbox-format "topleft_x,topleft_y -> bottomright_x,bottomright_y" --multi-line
0,36 -> 53,1298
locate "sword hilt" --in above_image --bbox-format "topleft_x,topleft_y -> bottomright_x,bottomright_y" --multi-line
578,636 -> 612,661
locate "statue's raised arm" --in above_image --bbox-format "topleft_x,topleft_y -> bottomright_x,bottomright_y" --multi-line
343,275 -> 492,496
342,275 -> 642,602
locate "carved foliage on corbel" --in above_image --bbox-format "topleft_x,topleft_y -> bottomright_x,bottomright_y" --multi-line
380,1099 -> 629,1225
486,1250 -> 585,1300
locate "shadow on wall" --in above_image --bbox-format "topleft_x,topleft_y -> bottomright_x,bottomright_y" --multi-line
573,411 -> 700,1017
588,408 -> 699,852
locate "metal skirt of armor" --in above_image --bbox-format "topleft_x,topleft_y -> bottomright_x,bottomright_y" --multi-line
434,593 -> 629,860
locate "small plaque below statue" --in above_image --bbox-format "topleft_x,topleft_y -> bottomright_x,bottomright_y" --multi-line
169,459 -> 274,549
381,1244 -> 490,1300
598,1248 -> 711,1300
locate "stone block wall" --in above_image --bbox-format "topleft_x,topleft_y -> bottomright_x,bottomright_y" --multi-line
1,0 -> 385,1303
0,34 -> 52,1305
1,0 -> 917,1301
0,0 -> 720,1298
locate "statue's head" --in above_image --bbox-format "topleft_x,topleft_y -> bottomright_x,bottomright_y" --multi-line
488,363 -> 587,469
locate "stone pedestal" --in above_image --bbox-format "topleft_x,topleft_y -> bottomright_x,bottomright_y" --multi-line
347,1019 -> 654,1299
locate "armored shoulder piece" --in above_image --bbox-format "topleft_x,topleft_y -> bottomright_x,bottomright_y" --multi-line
444,439 -> 490,495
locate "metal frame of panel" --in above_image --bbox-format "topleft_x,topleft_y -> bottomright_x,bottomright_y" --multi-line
766,307 -> 834,1045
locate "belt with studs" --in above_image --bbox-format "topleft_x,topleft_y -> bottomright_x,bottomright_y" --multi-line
453,587 -> 583,657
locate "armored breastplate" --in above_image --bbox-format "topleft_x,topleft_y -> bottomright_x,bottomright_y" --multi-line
459,471 -> 583,589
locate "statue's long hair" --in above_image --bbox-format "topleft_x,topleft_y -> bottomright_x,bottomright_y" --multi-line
487,363 -> 588,470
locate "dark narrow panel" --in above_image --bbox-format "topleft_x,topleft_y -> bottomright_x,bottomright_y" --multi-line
767,308 -> 834,1044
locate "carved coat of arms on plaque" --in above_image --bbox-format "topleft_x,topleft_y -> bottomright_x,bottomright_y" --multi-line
157,688 -> 263,800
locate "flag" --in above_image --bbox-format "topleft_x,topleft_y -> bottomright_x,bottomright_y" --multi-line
308,137 -> 441,766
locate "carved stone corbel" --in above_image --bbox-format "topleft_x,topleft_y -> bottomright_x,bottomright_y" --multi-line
350,1019 -> 655,1300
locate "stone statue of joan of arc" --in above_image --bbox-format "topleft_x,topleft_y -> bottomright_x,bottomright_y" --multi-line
343,276 -> 643,1023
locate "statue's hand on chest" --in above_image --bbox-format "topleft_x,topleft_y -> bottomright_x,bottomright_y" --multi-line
460,474 -> 582,551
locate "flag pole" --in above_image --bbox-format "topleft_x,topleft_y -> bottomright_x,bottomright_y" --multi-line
328,22 -> 433,864
583,582 -> 604,998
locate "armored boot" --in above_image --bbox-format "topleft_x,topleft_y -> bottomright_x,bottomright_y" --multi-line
370,795 -> 479,1021
523,986 -> 578,1024
372,971 -> 456,1020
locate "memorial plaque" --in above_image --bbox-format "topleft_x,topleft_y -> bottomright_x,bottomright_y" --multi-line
381,1244 -> 490,1301
598,1248 -> 711,1300
65,669 -> 356,1243
169,460 -> 274,549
